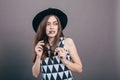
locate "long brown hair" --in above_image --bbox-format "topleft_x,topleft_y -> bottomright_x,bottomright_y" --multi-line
33,15 -> 64,62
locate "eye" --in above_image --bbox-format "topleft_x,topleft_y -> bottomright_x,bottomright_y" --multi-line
54,22 -> 58,25
47,22 -> 50,25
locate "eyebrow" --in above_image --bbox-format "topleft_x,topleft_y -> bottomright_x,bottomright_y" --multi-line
47,20 -> 58,23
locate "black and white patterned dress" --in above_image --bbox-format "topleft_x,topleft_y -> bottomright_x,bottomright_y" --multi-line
40,37 -> 73,80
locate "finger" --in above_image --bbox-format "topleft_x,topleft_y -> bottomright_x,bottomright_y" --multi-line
38,42 -> 45,45
55,47 -> 63,52
58,49 -> 62,53
59,49 -> 65,54
38,40 -> 44,44
37,42 -> 45,47
35,48 -> 42,53
58,53 -> 62,58
39,40 -> 44,42
55,47 -> 62,50
35,45 -> 43,51
37,48 -> 41,52
36,44 -> 43,48
61,48 -> 66,53
59,56 -> 63,59
59,54 -> 64,59
58,50 -> 63,54
38,46 -> 43,50
37,47 -> 43,51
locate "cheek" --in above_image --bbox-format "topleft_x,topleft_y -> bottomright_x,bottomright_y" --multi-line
46,26 -> 49,32
55,26 -> 59,32
45,29 -> 49,35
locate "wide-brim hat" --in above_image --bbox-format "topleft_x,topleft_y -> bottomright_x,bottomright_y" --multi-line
32,8 -> 68,32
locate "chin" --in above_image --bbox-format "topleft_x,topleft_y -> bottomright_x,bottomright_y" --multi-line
48,35 -> 56,38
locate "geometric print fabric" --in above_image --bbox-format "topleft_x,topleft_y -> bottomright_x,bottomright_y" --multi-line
40,37 -> 73,80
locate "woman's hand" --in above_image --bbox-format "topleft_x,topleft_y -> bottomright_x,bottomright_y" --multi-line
35,40 -> 44,57
55,47 -> 67,64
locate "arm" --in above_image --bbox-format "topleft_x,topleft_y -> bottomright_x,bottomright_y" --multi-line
64,38 -> 82,73
32,56 -> 41,78
32,41 -> 44,78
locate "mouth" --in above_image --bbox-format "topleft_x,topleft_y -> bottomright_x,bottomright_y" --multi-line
49,31 -> 55,34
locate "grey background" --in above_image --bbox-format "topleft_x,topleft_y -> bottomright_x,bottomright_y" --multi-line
0,0 -> 119,80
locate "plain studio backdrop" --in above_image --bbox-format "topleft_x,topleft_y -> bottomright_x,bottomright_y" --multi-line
0,0 -> 120,80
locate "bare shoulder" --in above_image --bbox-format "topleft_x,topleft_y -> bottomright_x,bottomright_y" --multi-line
64,37 -> 78,56
64,37 -> 75,50
64,37 -> 74,45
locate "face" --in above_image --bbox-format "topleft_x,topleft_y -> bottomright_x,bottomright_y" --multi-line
46,16 -> 58,38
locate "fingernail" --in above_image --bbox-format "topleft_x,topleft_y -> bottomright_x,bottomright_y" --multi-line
55,49 -> 57,51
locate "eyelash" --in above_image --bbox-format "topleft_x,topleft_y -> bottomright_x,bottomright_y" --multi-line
54,23 -> 58,25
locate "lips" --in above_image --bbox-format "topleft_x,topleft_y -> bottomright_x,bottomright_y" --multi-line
49,31 -> 55,34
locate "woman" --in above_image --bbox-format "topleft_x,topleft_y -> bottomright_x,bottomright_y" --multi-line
32,8 -> 82,80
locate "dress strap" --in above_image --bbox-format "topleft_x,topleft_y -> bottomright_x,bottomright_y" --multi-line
57,37 -> 64,47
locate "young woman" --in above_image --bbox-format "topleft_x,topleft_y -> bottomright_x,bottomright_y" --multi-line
32,8 -> 82,80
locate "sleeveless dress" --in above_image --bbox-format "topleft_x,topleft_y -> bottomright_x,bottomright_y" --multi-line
40,37 -> 73,80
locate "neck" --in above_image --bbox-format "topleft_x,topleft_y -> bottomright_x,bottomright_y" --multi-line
48,37 -> 55,46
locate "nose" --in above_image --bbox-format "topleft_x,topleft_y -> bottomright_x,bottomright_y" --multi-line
50,24 -> 54,29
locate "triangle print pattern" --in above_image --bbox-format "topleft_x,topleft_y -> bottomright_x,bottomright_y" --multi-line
41,37 -> 73,80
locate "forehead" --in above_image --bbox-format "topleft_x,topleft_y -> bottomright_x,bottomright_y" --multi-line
47,15 -> 58,22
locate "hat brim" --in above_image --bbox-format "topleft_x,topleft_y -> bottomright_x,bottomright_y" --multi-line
32,8 -> 68,32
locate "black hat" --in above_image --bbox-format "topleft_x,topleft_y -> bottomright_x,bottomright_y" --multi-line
32,8 -> 68,32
